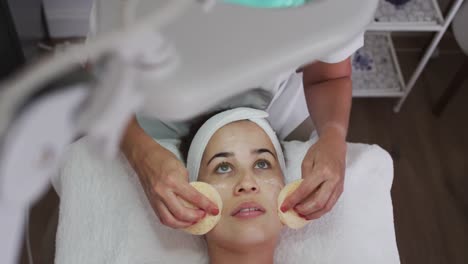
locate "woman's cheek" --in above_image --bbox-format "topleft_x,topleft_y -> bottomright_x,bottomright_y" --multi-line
210,182 -> 231,214
258,177 -> 284,192
211,181 -> 230,193
258,178 -> 283,209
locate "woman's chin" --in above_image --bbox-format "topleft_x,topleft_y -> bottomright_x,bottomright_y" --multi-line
216,229 -> 271,247
207,219 -> 282,248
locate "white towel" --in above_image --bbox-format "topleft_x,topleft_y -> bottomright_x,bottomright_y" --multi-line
187,107 -> 286,182
53,137 -> 400,264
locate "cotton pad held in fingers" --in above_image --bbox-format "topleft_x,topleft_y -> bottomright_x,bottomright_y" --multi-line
277,179 -> 310,229
181,182 -> 223,235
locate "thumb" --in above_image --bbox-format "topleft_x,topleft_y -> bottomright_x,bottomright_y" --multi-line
281,169 -> 324,212
280,180 -> 312,213
177,182 -> 220,216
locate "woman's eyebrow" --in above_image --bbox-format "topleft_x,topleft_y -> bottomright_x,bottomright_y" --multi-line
253,148 -> 276,158
207,152 -> 234,165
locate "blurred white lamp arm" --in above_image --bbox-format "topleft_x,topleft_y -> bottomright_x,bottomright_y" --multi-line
0,86 -> 88,264
0,6 -> 191,264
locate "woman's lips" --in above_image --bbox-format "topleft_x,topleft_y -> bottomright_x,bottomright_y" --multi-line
232,209 -> 265,219
231,201 -> 266,219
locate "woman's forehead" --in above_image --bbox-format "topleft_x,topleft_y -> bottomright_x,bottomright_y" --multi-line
205,120 -> 276,154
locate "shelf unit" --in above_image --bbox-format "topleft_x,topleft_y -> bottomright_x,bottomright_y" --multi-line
351,0 -> 465,112
352,33 -> 405,97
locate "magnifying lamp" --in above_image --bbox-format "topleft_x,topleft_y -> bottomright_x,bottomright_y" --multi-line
224,0 -> 310,8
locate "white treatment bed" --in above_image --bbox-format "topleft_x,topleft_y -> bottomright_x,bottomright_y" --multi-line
52,136 -> 400,264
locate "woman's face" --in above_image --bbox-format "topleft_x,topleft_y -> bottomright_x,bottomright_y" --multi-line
198,120 -> 285,248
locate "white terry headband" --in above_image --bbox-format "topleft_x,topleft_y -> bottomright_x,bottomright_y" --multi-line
187,107 -> 286,182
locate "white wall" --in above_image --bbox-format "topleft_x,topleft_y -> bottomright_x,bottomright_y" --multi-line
43,0 -> 93,38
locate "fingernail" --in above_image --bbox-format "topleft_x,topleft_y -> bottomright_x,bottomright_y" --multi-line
198,210 -> 206,217
211,208 -> 219,215
280,206 -> 287,213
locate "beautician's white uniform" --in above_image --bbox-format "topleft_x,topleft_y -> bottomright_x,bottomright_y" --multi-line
137,32 -> 364,140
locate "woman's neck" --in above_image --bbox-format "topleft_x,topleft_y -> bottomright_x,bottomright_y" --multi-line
207,240 -> 276,264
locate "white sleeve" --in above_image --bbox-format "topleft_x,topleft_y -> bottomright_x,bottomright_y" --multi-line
318,31 -> 365,64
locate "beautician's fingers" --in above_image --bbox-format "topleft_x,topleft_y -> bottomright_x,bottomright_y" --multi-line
154,199 -> 194,229
303,184 -> 343,220
163,192 -> 207,223
294,180 -> 336,216
176,183 -> 220,216
280,170 -> 325,213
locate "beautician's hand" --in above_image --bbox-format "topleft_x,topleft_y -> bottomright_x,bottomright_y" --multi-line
280,127 -> 346,220
121,117 -> 219,229
134,146 -> 220,228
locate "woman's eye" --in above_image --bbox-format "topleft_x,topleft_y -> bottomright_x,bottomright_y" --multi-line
215,163 -> 232,174
254,160 -> 270,169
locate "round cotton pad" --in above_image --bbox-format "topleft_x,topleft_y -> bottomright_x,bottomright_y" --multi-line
277,179 -> 310,229
181,182 -> 223,235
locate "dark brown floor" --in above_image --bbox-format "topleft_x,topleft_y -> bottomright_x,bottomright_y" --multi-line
19,36 -> 468,263
348,48 -> 468,263
19,188 -> 58,264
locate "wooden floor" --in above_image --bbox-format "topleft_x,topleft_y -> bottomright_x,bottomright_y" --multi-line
348,51 -> 468,264
20,39 -> 468,264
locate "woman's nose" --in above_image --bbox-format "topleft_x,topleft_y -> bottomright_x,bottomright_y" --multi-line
234,173 -> 260,195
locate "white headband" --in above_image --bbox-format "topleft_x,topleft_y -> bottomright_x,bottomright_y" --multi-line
187,107 -> 286,182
